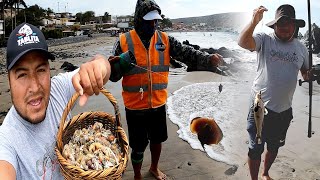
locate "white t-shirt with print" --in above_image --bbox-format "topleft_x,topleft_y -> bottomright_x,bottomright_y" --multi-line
252,33 -> 309,113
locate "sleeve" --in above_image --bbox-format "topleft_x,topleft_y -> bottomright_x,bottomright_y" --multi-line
110,38 -> 123,82
168,35 -> 213,71
51,68 -> 79,102
49,70 -> 78,124
50,70 -> 78,107
253,32 -> 265,52
0,133 -> 18,173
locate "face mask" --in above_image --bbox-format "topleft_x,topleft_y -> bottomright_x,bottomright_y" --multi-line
141,20 -> 158,39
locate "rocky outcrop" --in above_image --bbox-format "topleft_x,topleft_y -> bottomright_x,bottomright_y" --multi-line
303,23 -> 320,54
183,40 -> 200,50
172,40 -> 244,76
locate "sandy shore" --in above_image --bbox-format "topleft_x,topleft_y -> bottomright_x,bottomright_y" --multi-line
1,35 -> 320,179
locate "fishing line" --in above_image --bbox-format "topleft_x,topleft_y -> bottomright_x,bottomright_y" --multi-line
130,62 -> 225,94
130,63 -> 169,78
214,62 -> 223,93
130,63 -> 174,95
219,66 -> 223,93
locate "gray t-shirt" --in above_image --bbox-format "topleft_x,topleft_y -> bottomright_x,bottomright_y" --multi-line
0,70 -> 77,179
252,32 -> 309,113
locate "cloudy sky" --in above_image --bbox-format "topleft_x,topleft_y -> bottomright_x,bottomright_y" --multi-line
27,0 -> 319,33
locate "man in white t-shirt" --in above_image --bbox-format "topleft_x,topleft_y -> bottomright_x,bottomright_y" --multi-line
238,4 -> 309,180
0,23 -> 114,179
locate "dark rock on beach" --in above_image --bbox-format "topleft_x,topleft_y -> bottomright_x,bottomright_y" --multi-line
60,62 -> 78,72
170,58 -> 184,68
175,40 -> 245,76
183,40 -> 200,50
51,51 -> 89,60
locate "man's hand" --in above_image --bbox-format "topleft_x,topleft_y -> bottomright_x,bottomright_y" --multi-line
210,53 -> 223,67
72,54 -> 111,106
301,69 -> 311,81
252,6 -> 268,26
238,6 -> 268,51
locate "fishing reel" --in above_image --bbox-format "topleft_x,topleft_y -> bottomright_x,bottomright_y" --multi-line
298,64 -> 320,86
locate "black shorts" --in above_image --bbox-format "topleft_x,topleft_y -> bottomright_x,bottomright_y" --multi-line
247,106 -> 293,151
125,105 -> 168,152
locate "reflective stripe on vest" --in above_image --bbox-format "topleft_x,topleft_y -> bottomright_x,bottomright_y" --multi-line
156,30 -> 164,65
123,83 -> 168,92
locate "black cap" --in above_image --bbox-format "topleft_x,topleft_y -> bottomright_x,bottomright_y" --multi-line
6,23 -> 55,70
266,4 -> 305,29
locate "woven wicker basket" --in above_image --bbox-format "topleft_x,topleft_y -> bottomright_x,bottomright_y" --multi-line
55,88 -> 129,180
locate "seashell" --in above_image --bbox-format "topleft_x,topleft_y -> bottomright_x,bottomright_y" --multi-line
89,142 -> 103,153
102,130 -> 112,137
62,144 -> 70,159
83,146 -> 89,155
82,128 -> 88,134
104,160 -> 114,169
89,136 -> 95,142
95,132 -> 102,138
107,135 -> 115,142
86,159 -> 94,170
93,122 -> 103,131
63,122 -> 123,171
92,157 -> 103,170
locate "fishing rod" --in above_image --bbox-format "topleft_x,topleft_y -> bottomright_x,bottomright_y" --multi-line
298,0 -> 320,138
306,0 -> 313,138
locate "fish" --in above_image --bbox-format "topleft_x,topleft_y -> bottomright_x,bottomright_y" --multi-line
218,84 -> 223,93
190,117 -> 223,149
253,91 -> 269,144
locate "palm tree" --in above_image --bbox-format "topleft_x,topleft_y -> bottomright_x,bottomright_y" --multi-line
6,0 -> 26,30
0,0 -> 4,44
11,0 -> 26,28
0,0 -> 10,40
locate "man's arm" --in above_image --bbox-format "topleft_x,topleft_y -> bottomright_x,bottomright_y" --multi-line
301,47 -> 310,81
238,6 -> 268,51
72,54 -> 112,106
169,36 -> 222,71
0,161 -> 16,180
108,39 -> 123,82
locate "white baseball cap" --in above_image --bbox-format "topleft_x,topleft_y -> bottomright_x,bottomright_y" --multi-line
143,10 -> 162,20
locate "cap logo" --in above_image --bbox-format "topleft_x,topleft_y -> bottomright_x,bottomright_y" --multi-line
16,24 -> 40,46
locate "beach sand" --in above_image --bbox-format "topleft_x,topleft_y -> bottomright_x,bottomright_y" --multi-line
1,35 -> 320,179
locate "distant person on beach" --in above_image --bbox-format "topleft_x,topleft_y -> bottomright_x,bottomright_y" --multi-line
238,4 -> 309,180
0,23 -> 114,179
109,0 -> 223,179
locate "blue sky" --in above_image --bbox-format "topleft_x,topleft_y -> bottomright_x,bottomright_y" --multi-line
27,0 -> 319,33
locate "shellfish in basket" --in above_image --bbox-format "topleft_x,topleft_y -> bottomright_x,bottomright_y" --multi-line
62,122 -> 122,171
56,88 -> 129,179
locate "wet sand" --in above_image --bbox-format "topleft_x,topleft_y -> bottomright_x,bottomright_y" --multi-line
1,35 -> 320,179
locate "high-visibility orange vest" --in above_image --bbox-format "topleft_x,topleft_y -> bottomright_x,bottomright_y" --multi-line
119,30 -> 170,110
